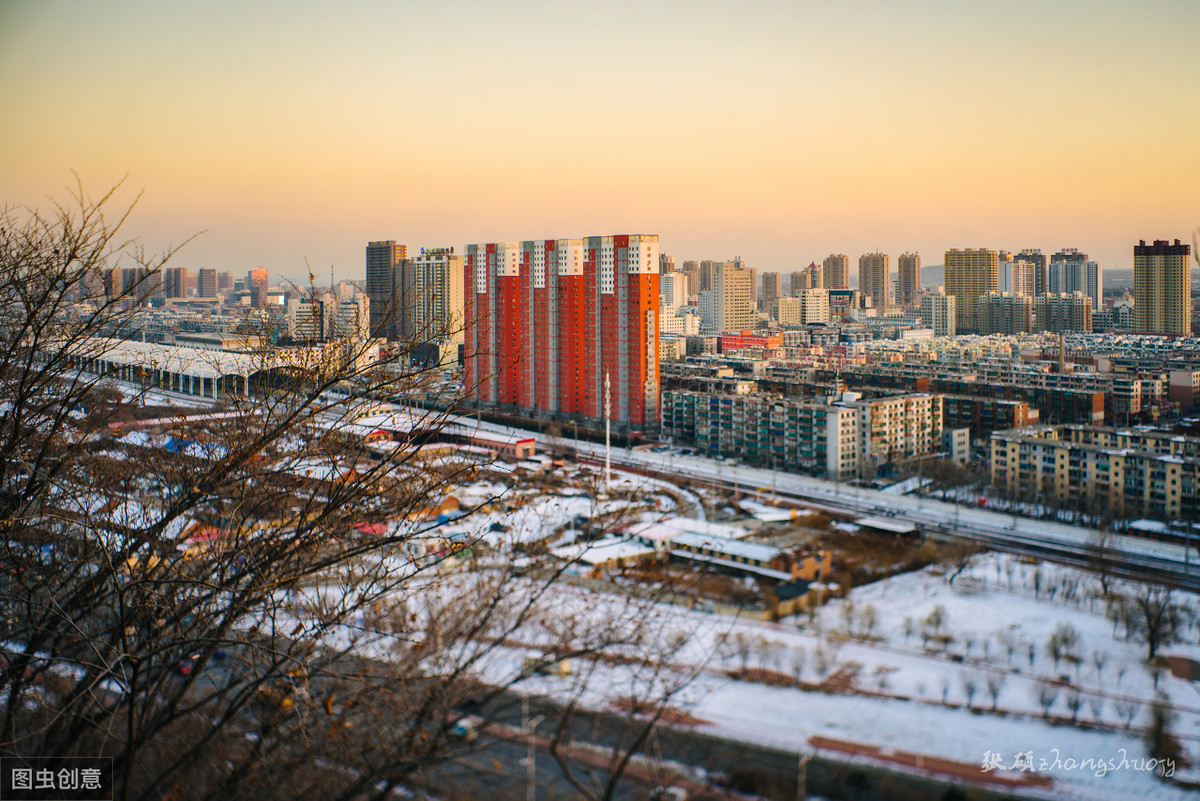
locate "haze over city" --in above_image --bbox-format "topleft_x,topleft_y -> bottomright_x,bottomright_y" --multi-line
3,0 -> 1199,284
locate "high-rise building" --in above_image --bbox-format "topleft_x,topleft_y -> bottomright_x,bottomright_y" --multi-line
715,261 -> 755,333
799,288 -> 830,325
920,287 -> 956,337
998,257 -> 1034,297
1049,248 -> 1101,310
698,260 -> 721,294
163,267 -> 188,299
896,252 -> 921,308
823,254 -> 850,289
365,240 -> 408,338
217,271 -> 233,292
197,268 -> 217,298
659,252 -> 675,274
790,263 -> 822,295
760,272 -> 782,311
393,248 -> 464,351
1134,239 -> 1191,336
463,234 -> 660,435
1035,292 -> 1092,333
945,248 -> 999,333
1016,249 -> 1047,296
660,272 -> 689,314
678,261 -> 699,299
858,252 -> 890,311
977,291 -> 1032,335
107,267 -> 161,304
247,267 -> 269,309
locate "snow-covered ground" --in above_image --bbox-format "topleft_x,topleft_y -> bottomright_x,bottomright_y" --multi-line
293,461 -> 1200,799
493,551 -> 1200,800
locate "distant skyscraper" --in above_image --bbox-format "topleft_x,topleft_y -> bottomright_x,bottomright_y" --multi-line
790,263 -> 822,295
1035,292 -> 1092,333
395,248 -> 464,353
1134,239 -> 1191,336
944,248 -> 999,333
715,261 -> 755,332
679,261 -> 699,298
197,268 -> 217,298
1016,249 -> 1047,295
164,267 -> 188,299
920,287 -> 956,337
858,252 -> 890,311
247,267 -> 269,308
1049,248 -> 1102,310
365,240 -> 407,338
760,272 -> 782,311
109,267 -> 160,304
661,272 -> 689,313
998,256 -> 1034,297
896,252 -> 920,308
217,271 -> 233,291
977,292 -> 1032,335
464,234 -> 660,435
659,252 -> 675,274
698,260 -> 720,294
823,254 -> 849,289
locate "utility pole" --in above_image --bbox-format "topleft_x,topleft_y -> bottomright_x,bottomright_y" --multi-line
525,695 -> 535,801
604,371 -> 611,492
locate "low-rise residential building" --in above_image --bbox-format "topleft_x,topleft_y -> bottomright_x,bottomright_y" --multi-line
990,424 -> 1200,520
977,292 -> 1033,335
661,389 -> 942,480
1035,292 -> 1093,333
941,395 -> 1038,438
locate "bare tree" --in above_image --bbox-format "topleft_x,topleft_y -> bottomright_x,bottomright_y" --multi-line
1114,699 -> 1142,730
985,672 -> 1006,712
1091,649 -> 1108,681
959,671 -> 979,709
0,184 -> 684,801
545,618 -> 704,801
1035,682 -> 1060,719
1064,689 -> 1083,724
1046,622 -> 1079,671
789,645 -> 806,686
1126,584 -> 1183,661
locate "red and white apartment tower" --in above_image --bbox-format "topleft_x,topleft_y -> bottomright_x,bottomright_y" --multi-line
464,234 -> 660,435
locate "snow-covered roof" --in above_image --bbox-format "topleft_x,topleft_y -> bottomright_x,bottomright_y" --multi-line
667,549 -> 793,582
855,516 -> 918,535
624,520 -> 685,543
660,516 -> 753,541
556,536 -> 656,566
671,531 -> 781,564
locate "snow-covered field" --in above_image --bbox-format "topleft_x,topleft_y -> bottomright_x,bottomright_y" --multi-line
494,551 -> 1200,800
294,459 -> 1200,800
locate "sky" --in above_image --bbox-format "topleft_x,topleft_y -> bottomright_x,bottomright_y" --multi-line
2,0 -> 1198,284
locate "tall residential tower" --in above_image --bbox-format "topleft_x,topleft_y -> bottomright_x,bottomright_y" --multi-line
944,248 -> 999,333
897,252 -> 921,308
858,252 -> 890,311
464,234 -> 660,435
365,240 -> 408,338
1134,239 -> 1191,336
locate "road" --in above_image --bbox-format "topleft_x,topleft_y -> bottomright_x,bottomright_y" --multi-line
596,444 -> 1200,591
427,691 -> 1033,801
451,413 -> 1200,591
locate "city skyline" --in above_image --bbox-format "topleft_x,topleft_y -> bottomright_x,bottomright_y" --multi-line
3,1 -> 1198,284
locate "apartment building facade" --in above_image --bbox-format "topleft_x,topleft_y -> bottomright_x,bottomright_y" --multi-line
463,234 -> 660,434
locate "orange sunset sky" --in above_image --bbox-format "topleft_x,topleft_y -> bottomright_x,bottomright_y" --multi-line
2,0 -> 1198,283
